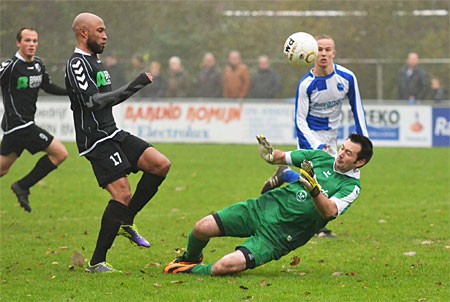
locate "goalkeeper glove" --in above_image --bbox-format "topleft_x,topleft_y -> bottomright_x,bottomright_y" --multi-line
256,135 -> 274,163
299,160 -> 321,197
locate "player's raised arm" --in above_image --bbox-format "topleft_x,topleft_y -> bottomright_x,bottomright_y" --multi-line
256,135 -> 286,165
86,72 -> 152,110
67,56 -> 152,111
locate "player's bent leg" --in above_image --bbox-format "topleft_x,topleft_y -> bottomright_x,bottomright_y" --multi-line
106,178 -> 151,247
106,177 -> 132,205
137,147 -> 171,177
45,138 -> 68,166
211,250 -> 247,276
0,153 -> 18,177
193,215 -> 222,240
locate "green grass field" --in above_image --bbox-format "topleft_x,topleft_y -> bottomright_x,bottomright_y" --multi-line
1,143 -> 449,301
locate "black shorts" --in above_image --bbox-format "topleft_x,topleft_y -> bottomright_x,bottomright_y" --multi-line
85,131 -> 151,188
0,124 -> 54,157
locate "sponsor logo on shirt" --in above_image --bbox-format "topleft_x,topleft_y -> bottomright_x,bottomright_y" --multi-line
16,75 -> 42,89
311,99 -> 342,109
96,71 -> 111,88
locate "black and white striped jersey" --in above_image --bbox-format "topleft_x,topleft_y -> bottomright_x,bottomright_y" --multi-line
0,52 -> 67,134
65,48 -> 151,156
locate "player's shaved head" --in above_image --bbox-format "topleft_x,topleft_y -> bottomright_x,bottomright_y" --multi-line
72,13 -> 103,36
71,12 -> 107,54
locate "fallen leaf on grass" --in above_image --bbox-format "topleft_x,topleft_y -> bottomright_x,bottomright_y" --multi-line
420,240 -> 433,245
290,255 -> 301,266
331,272 -> 343,276
153,283 -> 162,288
403,251 -> 416,257
71,252 -> 86,267
239,285 -> 249,290
378,219 -> 387,224
259,280 -> 271,287
175,186 -> 186,192
171,280 -> 184,284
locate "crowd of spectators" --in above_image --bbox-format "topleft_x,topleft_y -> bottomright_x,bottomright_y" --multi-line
100,50 -> 283,100
101,50 -> 448,102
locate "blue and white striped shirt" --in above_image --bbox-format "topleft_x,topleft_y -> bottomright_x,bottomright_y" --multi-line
294,64 -> 368,150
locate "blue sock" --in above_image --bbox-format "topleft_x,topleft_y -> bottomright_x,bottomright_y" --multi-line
282,168 -> 300,183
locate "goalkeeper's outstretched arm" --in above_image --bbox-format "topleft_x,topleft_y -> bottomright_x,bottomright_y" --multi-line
256,135 -> 288,165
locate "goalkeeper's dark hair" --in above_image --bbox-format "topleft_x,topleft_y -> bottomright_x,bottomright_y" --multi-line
348,134 -> 373,165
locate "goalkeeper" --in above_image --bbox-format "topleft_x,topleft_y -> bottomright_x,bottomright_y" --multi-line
164,134 -> 373,276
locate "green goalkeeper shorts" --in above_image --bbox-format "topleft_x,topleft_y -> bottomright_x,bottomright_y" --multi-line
216,197 -> 314,267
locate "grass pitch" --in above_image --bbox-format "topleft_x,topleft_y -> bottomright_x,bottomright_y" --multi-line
1,143 -> 449,301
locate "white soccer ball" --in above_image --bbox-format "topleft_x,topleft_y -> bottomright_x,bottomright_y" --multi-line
283,32 -> 318,67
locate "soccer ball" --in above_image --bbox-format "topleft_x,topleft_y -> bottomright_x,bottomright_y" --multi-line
283,32 -> 318,67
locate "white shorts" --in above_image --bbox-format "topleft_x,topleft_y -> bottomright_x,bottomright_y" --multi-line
297,129 -> 338,156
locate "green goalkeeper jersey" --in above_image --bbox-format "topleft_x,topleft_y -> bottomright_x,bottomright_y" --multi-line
258,149 -> 361,248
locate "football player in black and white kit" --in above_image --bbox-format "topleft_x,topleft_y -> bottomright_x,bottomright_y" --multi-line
0,27 -> 68,212
65,13 -> 171,273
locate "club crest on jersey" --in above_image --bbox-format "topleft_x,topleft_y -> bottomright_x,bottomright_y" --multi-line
296,190 -> 308,202
337,83 -> 344,91
34,63 -> 41,72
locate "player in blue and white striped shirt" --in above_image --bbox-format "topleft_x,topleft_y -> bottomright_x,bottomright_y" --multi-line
261,34 -> 369,237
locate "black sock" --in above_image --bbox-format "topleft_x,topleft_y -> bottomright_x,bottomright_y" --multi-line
127,173 -> 165,223
17,155 -> 57,190
90,200 -> 133,265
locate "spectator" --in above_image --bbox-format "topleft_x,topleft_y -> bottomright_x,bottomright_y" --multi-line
249,55 -> 282,99
127,55 -> 146,98
129,54 -> 146,81
398,52 -> 429,103
165,56 -> 189,98
223,50 -> 250,99
429,77 -> 448,102
196,52 -> 222,98
103,53 -> 126,90
141,61 -> 167,98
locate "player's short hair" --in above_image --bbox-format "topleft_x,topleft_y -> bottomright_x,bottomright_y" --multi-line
315,34 -> 335,49
348,134 -> 373,165
16,27 -> 37,42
